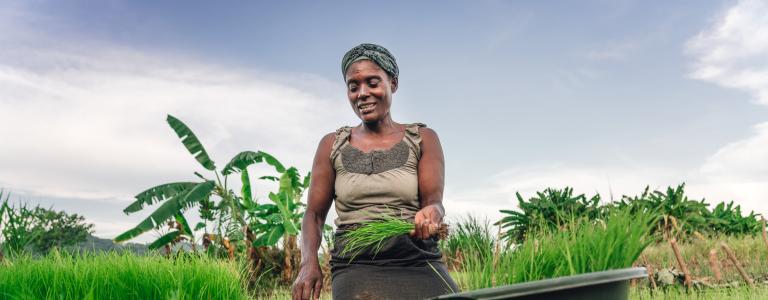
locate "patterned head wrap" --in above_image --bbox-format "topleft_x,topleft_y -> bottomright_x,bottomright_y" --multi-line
341,43 -> 399,79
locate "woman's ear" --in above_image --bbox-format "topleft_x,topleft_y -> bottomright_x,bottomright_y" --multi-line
390,76 -> 398,93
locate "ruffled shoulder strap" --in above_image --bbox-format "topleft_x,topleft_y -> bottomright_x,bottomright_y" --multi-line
403,122 -> 427,160
329,126 -> 353,162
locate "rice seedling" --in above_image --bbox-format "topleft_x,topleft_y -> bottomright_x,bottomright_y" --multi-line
0,250 -> 251,299
440,216 -> 495,270
339,215 -> 448,261
456,208 -> 657,290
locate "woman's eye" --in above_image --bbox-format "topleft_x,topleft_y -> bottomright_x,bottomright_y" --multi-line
348,84 -> 358,91
368,80 -> 379,87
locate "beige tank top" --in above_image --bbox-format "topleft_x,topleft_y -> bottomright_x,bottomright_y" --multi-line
329,123 -> 426,226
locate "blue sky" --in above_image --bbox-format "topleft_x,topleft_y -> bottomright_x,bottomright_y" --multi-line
1,0 -> 767,241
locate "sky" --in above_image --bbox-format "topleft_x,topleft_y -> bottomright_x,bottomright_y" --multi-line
1,0 -> 767,242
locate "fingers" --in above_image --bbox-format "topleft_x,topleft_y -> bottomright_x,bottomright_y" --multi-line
302,279 -> 313,300
313,278 -> 323,300
414,221 -> 439,240
412,210 -> 443,239
421,221 -> 430,240
292,282 -> 303,300
411,211 -> 424,237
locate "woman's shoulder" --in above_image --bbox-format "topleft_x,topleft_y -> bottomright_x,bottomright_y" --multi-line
320,132 -> 336,144
403,122 -> 438,141
321,125 -> 353,143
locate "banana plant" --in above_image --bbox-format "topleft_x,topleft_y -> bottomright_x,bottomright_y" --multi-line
498,187 -> 603,242
115,116 -> 246,250
617,184 -> 709,238
706,201 -> 761,235
115,115 -> 295,256
221,154 -> 309,248
219,146 -> 311,282
115,115 -> 218,248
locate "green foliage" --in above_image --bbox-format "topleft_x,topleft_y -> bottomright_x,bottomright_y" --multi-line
498,187 -> 602,242
116,114 -> 315,264
124,182 -> 198,214
249,168 -> 310,247
458,209 -> 657,290
115,181 -> 215,243
0,192 -> 93,256
222,150 -> 286,175
500,184 -> 761,242
441,216 -> 495,271
29,207 -> 94,254
148,231 -> 182,250
616,184 -> 709,236
0,192 -> 42,256
166,115 -> 216,170
705,201 -> 760,235
0,251 -> 250,299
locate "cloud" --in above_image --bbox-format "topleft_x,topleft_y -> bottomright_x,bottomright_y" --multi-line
446,122 -> 768,220
0,5 -> 357,240
700,122 -> 768,181
0,46 -> 352,199
686,0 -> 768,105
694,122 -> 768,211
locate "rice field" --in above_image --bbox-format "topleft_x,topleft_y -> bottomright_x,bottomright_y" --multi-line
1,210 -> 766,299
1,235 -> 765,299
0,251 -> 250,300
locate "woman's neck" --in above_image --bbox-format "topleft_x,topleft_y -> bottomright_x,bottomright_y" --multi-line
360,116 -> 399,135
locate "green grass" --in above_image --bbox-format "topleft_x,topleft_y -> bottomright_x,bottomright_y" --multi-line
631,286 -> 768,300
641,235 -> 768,282
456,209 -> 657,290
3,211 -> 764,300
441,215 -> 495,269
0,251 -> 250,300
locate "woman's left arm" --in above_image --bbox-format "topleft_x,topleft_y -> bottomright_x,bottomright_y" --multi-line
412,127 -> 446,240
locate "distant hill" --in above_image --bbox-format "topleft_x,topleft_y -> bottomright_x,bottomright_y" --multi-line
70,234 -> 149,254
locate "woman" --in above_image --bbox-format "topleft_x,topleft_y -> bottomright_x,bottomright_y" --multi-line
292,43 -> 458,300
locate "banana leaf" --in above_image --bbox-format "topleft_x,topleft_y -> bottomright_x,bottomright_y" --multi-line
123,182 -> 197,214
148,230 -> 181,250
167,114 -> 216,170
222,150 -> 286,175
174,213 -> 193,236
115,181 -> 214,242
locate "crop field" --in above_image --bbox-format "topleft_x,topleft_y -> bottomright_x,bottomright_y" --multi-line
1,212 -> 767,299
0,252 -> 249,299
2,116 -> 767,299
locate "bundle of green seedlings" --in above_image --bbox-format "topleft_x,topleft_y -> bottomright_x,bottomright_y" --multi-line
340,214 -> 448,260
457,208 -> 657,290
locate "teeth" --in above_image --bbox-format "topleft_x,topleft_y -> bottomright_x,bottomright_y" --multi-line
359,103 -> 375,109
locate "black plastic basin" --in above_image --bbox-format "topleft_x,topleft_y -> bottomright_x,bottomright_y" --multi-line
433,267 -> 647,300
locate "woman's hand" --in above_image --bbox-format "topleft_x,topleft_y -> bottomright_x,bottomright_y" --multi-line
292,260 -> 324,300
410,203 -> 444,240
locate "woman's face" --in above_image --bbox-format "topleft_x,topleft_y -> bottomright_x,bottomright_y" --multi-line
345,60 -> 398,123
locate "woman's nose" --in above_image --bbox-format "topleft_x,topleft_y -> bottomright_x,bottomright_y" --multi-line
357,85 -> 370,98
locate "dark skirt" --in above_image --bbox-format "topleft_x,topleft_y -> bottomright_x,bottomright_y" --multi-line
330,227 -> 459,300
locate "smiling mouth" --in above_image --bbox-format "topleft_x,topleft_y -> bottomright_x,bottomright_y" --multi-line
358,102 -> 376,114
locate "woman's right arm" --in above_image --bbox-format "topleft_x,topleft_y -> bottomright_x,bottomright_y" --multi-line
292,132 -> 336,300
